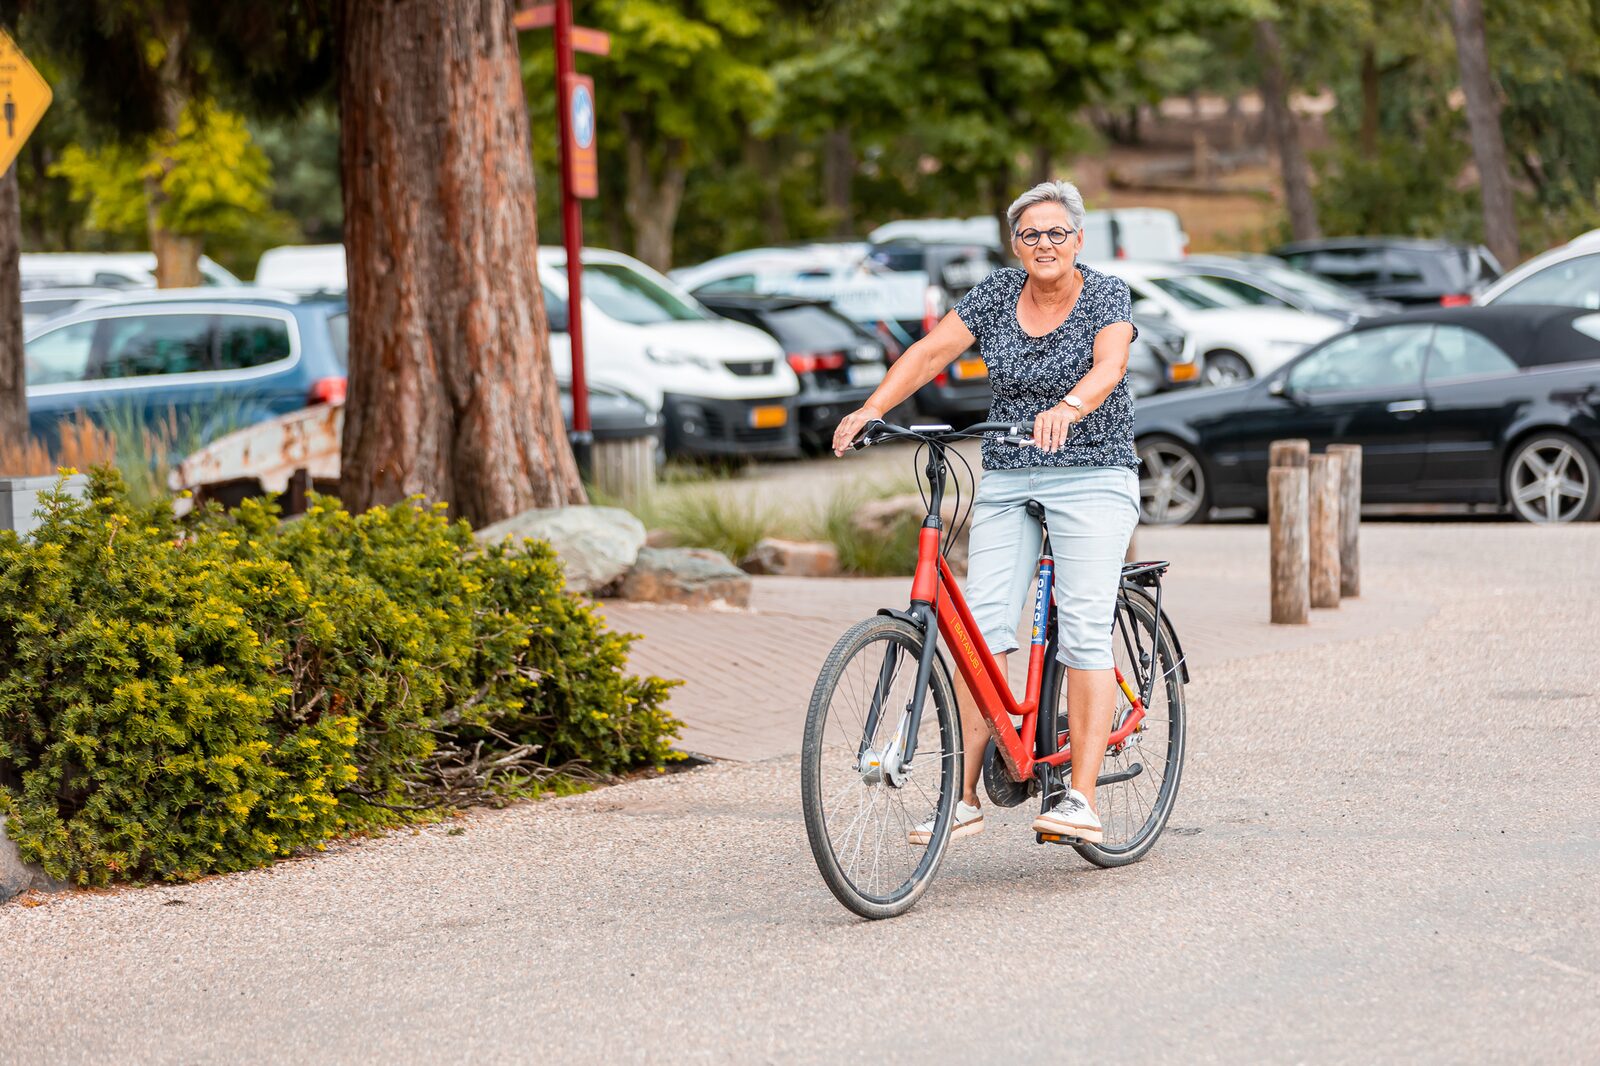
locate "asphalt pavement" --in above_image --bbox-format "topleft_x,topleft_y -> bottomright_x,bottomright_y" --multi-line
1,522 -> 1597,1064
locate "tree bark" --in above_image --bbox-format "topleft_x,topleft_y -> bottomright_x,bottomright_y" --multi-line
0,164 -> 25,451
1359,44 -> 1380,156
989,169 -> 1014,264
620,116 -> 686,272
338,0 -> 584,525
1254,20 -> 1321,241
147,12 -> 203,289
1031,141 -> 1051,185
1450,0 -> 1520,267
821,126 -> 854,237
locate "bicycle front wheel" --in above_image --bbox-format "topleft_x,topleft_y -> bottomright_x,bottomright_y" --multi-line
801,615 -> 960,920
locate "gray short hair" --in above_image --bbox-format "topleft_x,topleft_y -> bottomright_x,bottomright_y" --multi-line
1006,180 -> 1086,236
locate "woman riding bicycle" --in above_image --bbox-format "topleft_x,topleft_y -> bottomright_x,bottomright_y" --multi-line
832,180 -> 1140,845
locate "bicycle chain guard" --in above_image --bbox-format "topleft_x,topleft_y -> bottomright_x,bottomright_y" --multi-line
981,740 -> 1036,808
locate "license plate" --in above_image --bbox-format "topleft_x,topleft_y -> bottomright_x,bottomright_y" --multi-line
847,363 -> 886,387
952,357 -> 988,381
749,405 -> 789,429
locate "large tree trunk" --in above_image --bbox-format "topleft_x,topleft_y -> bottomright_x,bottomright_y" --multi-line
1450,0 -> 1520,267
821,126 -> 854,237
1359,44 -> 1380,156
620,119 -> 686,272
989,168 -> 1014,263
147,14 -> 203,289
0,165 -> 24,451
338,0 -> 584,525
1254,20 -> 1321,241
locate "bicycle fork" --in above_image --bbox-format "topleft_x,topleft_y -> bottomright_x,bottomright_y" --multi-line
856,601 -> 941,788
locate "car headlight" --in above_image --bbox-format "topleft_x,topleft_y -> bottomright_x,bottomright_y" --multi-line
644,346 -> 713,370
1269,340 -> 1310,358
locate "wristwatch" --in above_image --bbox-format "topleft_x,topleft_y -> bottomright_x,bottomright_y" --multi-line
1059,395 -> 1085,419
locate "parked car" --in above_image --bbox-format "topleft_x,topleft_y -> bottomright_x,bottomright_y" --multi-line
255,244 -> 348,295
1100,260 -> 1344,385
673,243 -> 992,418
19,252 -> 241,290
695,292 -> 894,451
558,384 -> 661,445
1477,228 -> 1600,309
21,287 -> 120,332
1179,254 -> 1399,324
1132,305 -> 1600,525
25,290 -> 349,449
540,247 -> 801,460
1272,238 -> 1501,307
1126,314 -> 1201,397
868,208 -> 1189,262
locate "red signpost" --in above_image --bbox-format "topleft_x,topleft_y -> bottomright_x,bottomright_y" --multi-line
519,1 -> 610,472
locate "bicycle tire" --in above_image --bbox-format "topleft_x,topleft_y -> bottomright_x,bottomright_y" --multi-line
801,615 -> 961,919
1044,588 -> 1186,868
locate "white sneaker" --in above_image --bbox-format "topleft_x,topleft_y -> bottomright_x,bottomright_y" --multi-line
1032,788 -> 1103,843
908,800 -> 984,845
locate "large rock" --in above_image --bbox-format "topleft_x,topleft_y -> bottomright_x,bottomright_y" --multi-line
475,505 -> 646,594
853,493 -> 971,572
1,815 -> 67,904
619,547 -> 752,608
740,538 -> 840,577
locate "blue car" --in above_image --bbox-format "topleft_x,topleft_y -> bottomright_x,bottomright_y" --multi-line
24,289 -> 349,450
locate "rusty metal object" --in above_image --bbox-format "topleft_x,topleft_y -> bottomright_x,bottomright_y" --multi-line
170,402 -> 343,503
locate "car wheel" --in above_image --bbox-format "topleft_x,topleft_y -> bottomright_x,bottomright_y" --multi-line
1504,433 -> 1600,523
1202,350 -> 1253,387
1137,437 -> 1210,525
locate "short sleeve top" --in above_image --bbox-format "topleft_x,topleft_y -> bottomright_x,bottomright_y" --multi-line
952,263 -> 1139,471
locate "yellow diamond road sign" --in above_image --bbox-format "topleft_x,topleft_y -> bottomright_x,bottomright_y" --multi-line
0,30 -> 50,175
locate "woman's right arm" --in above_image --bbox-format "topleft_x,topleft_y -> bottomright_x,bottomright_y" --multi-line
830,310 -> 977,455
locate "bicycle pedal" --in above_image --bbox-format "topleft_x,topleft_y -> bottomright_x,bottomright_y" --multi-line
1036,831 -> 1081,846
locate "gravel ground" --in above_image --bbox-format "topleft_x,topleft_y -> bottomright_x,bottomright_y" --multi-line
2,524 -> 1597,1064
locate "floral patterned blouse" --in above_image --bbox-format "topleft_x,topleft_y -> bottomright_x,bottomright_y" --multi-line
953,263 -> 1139,471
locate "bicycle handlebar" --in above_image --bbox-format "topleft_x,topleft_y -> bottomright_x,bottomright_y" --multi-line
849,418 -> 1037,450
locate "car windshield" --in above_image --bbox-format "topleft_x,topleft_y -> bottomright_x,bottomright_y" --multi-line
761,304 -> 863,350
582,262 -> 707,324
1493,253 -> 1600,309
1150,275 -> 1249,310
1255,263 -> 1370,306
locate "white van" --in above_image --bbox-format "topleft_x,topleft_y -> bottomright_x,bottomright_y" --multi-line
867,208 -> 1189,262
255,244 -> 348,295
540,247 -> 801,459
20,252 -> 241,290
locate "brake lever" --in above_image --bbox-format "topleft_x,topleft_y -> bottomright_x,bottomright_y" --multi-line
849,418 -> 887,451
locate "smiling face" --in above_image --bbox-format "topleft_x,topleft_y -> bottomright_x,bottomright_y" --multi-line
1011,201 -> 1083,285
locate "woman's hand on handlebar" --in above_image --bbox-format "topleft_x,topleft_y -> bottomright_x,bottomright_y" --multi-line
832,404 -> 884,457
1034,402 -> 1079,453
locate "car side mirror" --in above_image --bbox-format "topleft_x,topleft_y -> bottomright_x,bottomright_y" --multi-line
1268,377 -> 1303,405
1131,298 -> 1167,319
547,302 -> 569,333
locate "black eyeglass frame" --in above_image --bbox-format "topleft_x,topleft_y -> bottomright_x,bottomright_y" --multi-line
1013,226 -> 1078,247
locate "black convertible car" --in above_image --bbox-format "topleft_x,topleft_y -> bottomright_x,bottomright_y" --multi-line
1134,305 -> 1600,524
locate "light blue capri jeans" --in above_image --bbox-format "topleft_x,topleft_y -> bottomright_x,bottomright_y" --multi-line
965,465 -> 1141,670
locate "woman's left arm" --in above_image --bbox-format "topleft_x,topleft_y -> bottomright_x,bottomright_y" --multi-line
1034,321 -> 1134,452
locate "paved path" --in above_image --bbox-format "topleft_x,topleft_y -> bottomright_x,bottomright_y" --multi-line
602,524 -> 1436,760
2,523 -> 1597,1063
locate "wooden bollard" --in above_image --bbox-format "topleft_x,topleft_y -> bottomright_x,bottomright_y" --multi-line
1308,454 -> 1342,608
1269,438 -> 1309,470
1326,443 -> 1362,597
1269,465 -> 1309,624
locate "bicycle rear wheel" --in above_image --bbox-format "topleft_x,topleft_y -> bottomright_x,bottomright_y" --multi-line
801,615 -> 960,919
1047,589 -> 1186,867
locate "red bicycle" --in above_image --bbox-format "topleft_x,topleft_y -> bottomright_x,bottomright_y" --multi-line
802,419 -> 1189,919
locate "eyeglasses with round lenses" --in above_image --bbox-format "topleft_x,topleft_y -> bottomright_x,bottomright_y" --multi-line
1015,227 -> 1076,247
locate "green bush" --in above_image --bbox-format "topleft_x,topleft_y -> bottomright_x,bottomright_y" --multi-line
0,472 -> 679,886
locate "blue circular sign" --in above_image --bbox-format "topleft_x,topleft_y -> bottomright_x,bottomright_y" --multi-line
572,85 -> 595,150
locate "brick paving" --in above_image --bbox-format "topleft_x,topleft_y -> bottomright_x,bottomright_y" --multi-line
599,522 -> 1437,761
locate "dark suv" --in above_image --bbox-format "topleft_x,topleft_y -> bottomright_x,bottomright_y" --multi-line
1272,238 -> 1501,306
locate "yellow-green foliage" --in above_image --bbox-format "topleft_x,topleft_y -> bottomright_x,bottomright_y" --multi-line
51,100 -> 271,239
0,472 -> 679,887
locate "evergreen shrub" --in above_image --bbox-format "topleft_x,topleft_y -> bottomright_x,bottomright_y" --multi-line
0,472 -> 678,886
